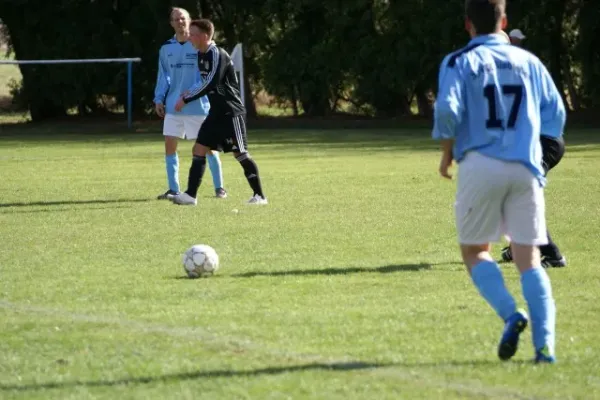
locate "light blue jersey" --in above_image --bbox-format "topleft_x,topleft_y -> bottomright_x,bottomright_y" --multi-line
153,37 -> 210,116
433,34 -> 566,184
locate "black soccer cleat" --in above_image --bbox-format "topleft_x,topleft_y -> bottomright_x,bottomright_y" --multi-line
541,256 -> 567,269
157,189 -> 179,200
500,246 -> 513,263
215,188 -> 228,199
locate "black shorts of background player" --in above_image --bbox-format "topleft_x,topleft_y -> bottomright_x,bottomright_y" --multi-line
169,19 -> 267,206
501,136 -> 566,268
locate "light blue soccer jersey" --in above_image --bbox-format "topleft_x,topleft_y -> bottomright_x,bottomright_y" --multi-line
153,37 -> 210,116
432,34 -> 566,184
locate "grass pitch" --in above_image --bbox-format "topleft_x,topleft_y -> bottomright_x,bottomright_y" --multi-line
0,126 -> 599,399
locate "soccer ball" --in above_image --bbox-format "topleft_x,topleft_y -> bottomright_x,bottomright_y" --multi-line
182,244 -> 220,278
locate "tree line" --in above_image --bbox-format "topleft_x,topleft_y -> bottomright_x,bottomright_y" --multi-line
0,0 -> 597,122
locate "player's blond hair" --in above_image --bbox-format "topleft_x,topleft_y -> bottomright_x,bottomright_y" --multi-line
170,7 -> 191,21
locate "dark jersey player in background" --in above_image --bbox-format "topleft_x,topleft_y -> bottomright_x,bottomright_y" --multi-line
170,18 -> 267,206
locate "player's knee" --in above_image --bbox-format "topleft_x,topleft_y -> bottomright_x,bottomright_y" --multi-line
165,136 -> 178,155
192,143 -> 210,157
235,152 -> 250,162
460,244 -> 492,270
511,243 -> 541,273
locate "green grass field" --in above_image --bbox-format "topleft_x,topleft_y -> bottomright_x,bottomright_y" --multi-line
1,126 -> 599,399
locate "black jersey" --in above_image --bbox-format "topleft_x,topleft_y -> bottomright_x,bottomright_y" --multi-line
183,43 -> 245,116
540,135 -> 565,174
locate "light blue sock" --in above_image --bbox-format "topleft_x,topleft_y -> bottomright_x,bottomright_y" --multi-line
207,152 -> 223,190
165,153 -> 180,193
521,267 -> 556,353
471,260 -> 517,321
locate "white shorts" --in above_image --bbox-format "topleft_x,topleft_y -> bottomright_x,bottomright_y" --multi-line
455,151 -> 547,246
163,114 -> 206,140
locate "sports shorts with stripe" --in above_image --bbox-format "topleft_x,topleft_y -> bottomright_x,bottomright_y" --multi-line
196,114 -> 248,153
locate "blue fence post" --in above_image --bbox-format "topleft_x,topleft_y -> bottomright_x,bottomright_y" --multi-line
127,61 -> 133,129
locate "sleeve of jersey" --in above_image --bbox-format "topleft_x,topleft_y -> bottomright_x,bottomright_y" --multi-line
153,48 -> 170,104
183,47 -> 220,103
539,63 -> 566,138
432,56 -> 464,140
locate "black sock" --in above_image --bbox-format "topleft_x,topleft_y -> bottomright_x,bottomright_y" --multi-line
186,155 -> 206,198
539,230 -> 562,260
237,153 -> 264,198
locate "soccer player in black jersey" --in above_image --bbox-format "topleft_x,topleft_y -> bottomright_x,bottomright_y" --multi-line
170,19 -> 267,206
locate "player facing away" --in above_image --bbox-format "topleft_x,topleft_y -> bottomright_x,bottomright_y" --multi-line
169,19 -> 267,206
153,8 -> 227,200
433,0 -> 566,363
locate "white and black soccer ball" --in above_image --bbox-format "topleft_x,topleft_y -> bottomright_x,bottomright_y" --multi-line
182,244 -> 220,278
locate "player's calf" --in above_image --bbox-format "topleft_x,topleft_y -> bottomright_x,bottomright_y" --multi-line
512,243 -> 557,363
235,152 -> 267,204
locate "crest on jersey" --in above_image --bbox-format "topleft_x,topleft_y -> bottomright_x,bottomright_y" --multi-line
203,60 -> 210,70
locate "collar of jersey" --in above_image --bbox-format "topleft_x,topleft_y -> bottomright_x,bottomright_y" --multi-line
202,41 -> 216,53
468,33 -> 508,46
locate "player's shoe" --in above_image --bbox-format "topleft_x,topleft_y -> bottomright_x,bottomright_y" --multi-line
501,246 -> 513,263
170,192 -> 197,206
246,194 -> 268,205
535,346 -> 556,364
157,189 -> 179,200
215,188 -> 228,199
498,309 -> 529,361
541,256 -> 567,269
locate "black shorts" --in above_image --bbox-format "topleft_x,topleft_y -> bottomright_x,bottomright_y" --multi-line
196,114 -> 248,153
541,136 -> 565,175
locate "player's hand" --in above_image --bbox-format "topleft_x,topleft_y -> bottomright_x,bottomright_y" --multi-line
439,154 -> 453,180
155,103 -> 165,118
174,97 -> 185,112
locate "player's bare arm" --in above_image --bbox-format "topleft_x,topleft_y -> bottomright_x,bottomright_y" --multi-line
439,139 -> 454,179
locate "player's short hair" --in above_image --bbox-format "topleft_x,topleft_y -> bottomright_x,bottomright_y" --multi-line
169,7 -> 190,21
190,19 -> 215,39
465,0 -> 506,34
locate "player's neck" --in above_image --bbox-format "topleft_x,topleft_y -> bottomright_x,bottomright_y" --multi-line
198,42 -> 211,53
175,31 -> 189,42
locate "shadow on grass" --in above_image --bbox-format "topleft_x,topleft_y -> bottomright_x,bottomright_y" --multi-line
0,128 -> 438,151
2,127 -> 600,154
230,263 -> 436,278
0,198 -> 152,208
167,261 -> 463,280
0,204 -> 146,214
0,358 -> 536,392
0,361 -> 384,392
172,262 -> 465,280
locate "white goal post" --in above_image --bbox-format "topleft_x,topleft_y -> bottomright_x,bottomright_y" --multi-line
0,57 -> 141,128
231,43 -> 245,105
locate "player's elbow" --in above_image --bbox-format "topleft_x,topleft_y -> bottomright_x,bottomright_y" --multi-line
433,103 -> 460,139
557,104 -> 567,127
541,113 -> 566,139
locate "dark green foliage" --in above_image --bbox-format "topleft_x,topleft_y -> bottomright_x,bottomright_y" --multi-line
0,0 -> 598,121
